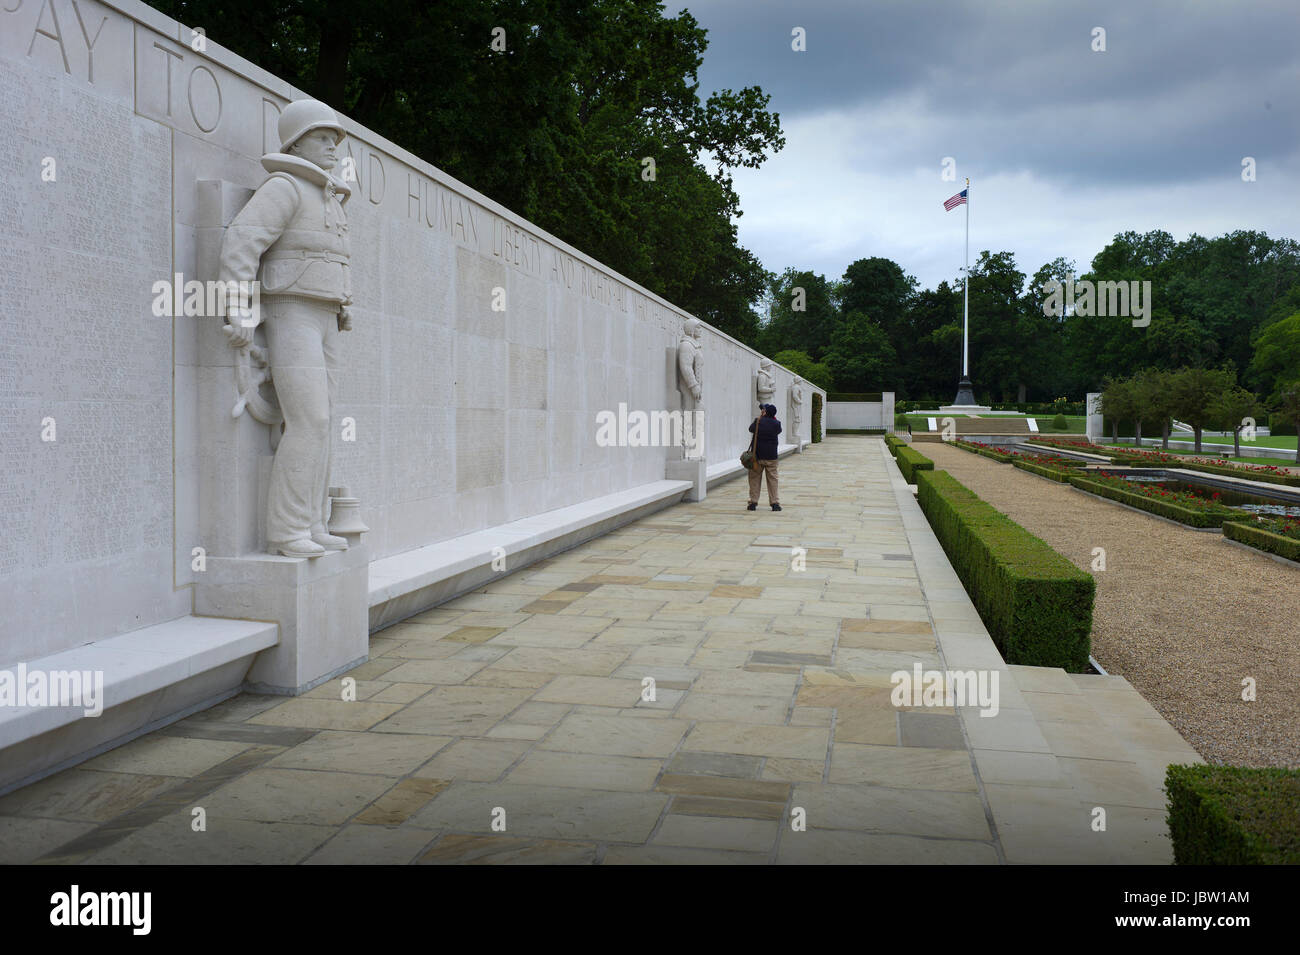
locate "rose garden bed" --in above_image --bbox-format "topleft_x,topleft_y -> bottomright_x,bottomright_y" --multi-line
1066,471 -> 1241,528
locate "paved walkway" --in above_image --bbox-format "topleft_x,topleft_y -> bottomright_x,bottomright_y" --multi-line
0,438 -> 1199,864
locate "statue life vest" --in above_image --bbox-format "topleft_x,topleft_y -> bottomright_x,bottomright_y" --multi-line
255,153 -> 352,306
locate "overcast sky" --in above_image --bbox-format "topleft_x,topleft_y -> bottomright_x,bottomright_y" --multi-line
667,0 -> 1300,292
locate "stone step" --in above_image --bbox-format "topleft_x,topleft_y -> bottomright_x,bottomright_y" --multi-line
989,665 -> 1203,864
916,418 -> 1032,435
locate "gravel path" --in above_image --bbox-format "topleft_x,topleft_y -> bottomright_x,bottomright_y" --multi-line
925,442 -> 1300,768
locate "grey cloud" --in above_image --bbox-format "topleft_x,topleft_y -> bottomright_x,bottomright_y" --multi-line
665,0 -> 1299,291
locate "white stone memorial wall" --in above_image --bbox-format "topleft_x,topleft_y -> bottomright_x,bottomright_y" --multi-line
0,0 -> 824,666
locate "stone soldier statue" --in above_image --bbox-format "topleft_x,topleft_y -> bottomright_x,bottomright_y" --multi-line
677,318 -> 705,459
789,375 -> 805,439
756,359 -> 775,408
219,99 -> 353,558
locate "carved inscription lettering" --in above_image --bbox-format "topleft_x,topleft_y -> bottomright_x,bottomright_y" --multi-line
406,173 -> 477,244
150,42 -> 222,131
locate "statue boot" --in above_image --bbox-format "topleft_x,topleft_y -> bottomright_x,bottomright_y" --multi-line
274,537 -> 325,558
312,525 -> 348,551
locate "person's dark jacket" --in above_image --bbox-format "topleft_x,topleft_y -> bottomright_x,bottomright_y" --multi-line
749,415 -> 782,460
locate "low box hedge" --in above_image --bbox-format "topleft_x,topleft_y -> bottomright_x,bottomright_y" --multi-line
1013,459 -> 1074,483
828,428 -> 887,435
1222,520 -> 1300,562
895,445 -> 934,483
1166,764 -> 1300,864
884,435 -> 904,457
916,469 -> 1094,671
954,441 -> 1015,463
827,392 -> 883,402
1067,474 -> 1236,528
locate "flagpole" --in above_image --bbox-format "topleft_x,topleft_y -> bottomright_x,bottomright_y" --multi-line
962,177 -> 969,377
948,178 -> 975,409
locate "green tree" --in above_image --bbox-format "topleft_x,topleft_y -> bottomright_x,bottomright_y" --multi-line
1063,231 -> 1172,389
1207,386 -> 1262,459
1130,367 -> 1177,448
1168,366 -> 1237,453
1027,257 -> 1074,396
962,251 -> 1055,403
771,350 -> 833,391
822,311 -> 896,393
1090,229 -> 1177,274
1247,311 -> 1300,402
1159,231 -> 1300,374
904,282 -> 962,401
1273,383 -> 1300,464
1100,377 -> 1138,445
840,257 -> 917,346
759,269 -> 839,360
1144,309 -> 1218,369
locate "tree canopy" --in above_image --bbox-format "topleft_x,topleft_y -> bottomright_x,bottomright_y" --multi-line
759,230 -> 1300,404
153,0 -> 784,342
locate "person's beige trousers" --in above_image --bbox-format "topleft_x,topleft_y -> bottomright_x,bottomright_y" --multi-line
747,459 -> 779,504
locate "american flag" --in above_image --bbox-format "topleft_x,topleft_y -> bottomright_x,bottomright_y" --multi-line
943,189 -> 968,211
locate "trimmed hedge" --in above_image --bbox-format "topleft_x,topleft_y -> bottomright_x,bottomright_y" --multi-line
1269,415 -> 1297,437
1067,474 -> 1237,528
1222,520 -> 1300,562
1166,764 -> 1300,865
954,441 -> 1015,463
811,393 -> 823,443
827,392 -> 883,402
1013,459 -> 1073,483
896,399 -> 945,413
895,446 -> 934,483
828,428 -> 887,435
916,470 -> 1093,670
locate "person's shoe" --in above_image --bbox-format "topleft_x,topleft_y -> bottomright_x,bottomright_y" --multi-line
746,502 -> 757,511
312,532 -> 349,551
274,538 -> 325,558
771,503 -> 782,511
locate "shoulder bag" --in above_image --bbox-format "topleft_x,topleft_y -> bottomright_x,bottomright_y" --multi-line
740,417 -> 760,470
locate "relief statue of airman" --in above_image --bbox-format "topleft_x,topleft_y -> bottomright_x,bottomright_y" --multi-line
676,318 -> 705,459
789,375 -> 804,432
219,99 -> 354,558
756,358 -> 775,408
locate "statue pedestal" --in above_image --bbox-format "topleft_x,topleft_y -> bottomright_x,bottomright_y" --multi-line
666,457 -> 707,502
194,539 -> 370,694
941,377 -> 990,413
952,375 -> 977,407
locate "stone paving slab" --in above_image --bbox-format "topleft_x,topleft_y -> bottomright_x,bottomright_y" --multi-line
0,438 -> 1200,864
